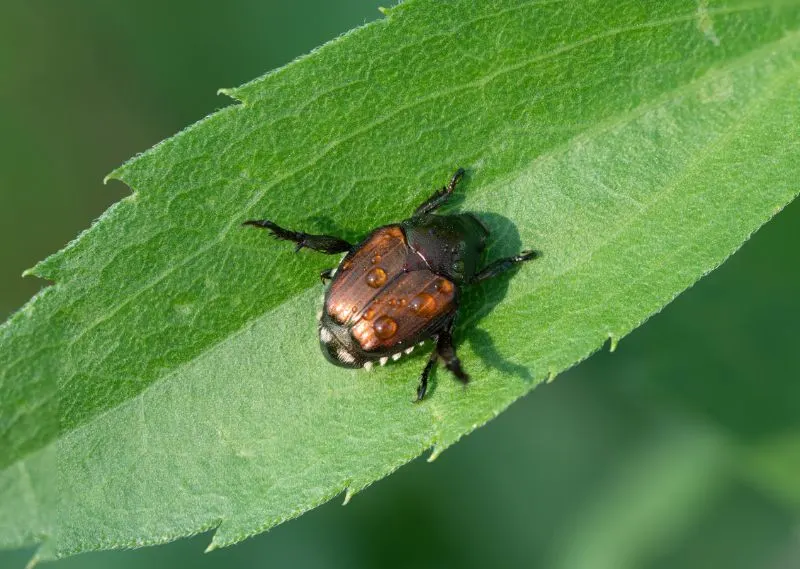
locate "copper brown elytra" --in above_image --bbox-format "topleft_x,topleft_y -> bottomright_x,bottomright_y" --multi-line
244,169 -> 537,401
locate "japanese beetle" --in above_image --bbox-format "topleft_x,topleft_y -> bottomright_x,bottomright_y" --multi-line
244,169 -> 537,400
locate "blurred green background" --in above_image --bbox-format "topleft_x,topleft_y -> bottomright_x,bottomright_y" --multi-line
1,1 -> 799,568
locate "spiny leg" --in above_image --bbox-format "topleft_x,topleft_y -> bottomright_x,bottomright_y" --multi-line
243,219 -> 352,254
436,328 -> 469,384
415,350 -> 438,402
413,168 -> 465,217
471,250 -> 539,283
415,318 -> 470,402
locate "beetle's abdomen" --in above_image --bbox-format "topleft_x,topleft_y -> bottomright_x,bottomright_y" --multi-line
324,224 -> 457,357
350,270 -> 456,352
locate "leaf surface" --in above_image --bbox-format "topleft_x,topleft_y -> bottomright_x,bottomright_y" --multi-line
1,0 -> 799,560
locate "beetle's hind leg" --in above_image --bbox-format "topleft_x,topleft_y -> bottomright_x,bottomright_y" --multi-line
436,328 -> 469,384
415,351 -> 438,402
471,250 -> 539,283
412,168 -> 465,217
243,219 -> 352,254
415,327 -> 470,402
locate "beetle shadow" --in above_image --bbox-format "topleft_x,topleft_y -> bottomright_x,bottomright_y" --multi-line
306,215 -> 363,244
455,211 -> 537,384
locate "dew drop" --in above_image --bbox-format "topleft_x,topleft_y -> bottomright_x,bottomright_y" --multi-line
373,315 -> 398,339
409,293 -> 436,317
371,254 -> 382,264
363,307 -> 377,320
433,278 -> 453,294
366,267 -> 387,288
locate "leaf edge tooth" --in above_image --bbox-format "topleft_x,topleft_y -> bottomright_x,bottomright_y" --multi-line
608,333 -> 620,353
217,87 -> 244,104
24,552 -> 40,569
341,485 -> 355,506
20,192 -> 138,284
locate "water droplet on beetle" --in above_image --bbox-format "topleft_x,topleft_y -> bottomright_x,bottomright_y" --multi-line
373,315 -> 398,339
433,278 -> 453,294
366,267 -> 387,288
409,293 -> 436,317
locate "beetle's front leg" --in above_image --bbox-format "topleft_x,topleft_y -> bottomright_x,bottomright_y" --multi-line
243,219 -> 353,254
471,250 -> 539,283
412,168 -> 465,217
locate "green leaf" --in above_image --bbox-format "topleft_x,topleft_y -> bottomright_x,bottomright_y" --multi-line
2,0 -> 799,561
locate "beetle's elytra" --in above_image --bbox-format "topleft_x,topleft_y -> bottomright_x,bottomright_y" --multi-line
244,169 -> 538,401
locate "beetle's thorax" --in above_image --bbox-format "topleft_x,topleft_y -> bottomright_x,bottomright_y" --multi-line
401,213 -> 488,283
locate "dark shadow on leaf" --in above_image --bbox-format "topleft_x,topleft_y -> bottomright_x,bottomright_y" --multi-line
455,211 -> 539,385
306,215 -> 363,244
467,328 -> 533,382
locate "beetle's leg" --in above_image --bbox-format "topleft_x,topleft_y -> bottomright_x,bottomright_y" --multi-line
416,320 -> 469,401
412,168 -> 465,217
320,268 -> 335,284
471,250 -> 539,283
436,328 -> 470,384
243,219 -> 352,254
415,350 -> 439,402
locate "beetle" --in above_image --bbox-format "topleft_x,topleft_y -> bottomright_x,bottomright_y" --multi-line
244,169 -> 537,401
